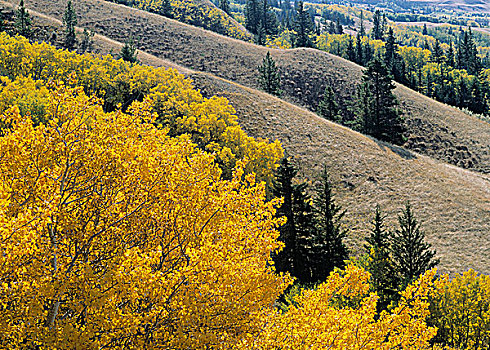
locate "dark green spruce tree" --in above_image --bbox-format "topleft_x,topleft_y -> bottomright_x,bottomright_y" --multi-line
309,166 -> 349,283
15,0 -> 32,38
432,39 -> 444,64
258,51 -> 281,96
372,10 -> 383,40
359,10 -> 365,37
317,86 -> 341,123
292,1 -> 314,48
446,40 -> 455,68
355,33 -> 363,65
245,0 -> 261,34
62,0 -> 77,50
272,157 -> 315,283
120,37 -> 139,64
355,58 -> 404,144
245,0 -> 278,37
219,0 -> 230,15
391,202 -> 439,289
335,17 -> 343,34
347,35 -> 356,62
364,205 -> 397,312
79,28 -> 94,54
384,27 -> 406,83
160,0 -> 173,18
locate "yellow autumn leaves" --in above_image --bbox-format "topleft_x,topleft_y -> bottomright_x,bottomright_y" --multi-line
0,32 -> 488,349
0,76 -> 438,350
0,82 -> 286,348
0,32 -> 283,185
136,0 -> 252,41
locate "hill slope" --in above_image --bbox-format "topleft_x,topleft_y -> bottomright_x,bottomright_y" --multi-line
11,0 -> 490,174
2,1 -> 489,275
405,0 -> 490,13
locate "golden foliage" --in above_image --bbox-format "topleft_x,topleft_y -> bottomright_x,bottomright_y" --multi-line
430,270 -> 490,349
0,82 -> 288,348
243,264 -> 438,349
136,0 -> 252,41
0,33 -> 282,185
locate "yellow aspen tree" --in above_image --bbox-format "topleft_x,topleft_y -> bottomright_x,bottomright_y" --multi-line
244,264 -> 437,349
0,82 -> 288,349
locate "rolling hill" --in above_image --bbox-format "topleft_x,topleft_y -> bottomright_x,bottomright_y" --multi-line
9,0 -> 490,175
405,0 -> 490,13
1,0 -> 489,275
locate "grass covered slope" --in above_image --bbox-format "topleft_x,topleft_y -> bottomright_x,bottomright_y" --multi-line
11,0 -> 490,174
5,1 -> 489,274
191,72 -> 490,275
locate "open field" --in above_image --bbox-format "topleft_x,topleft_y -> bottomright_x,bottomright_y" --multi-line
9,0 -> 490,174
1,0 -> 489,274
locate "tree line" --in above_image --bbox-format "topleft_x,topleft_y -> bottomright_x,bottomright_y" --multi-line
258,50 -> 405,145
271,156 -> 438,314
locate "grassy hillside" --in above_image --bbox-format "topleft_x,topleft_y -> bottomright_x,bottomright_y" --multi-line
2,3 -> 488,275
9,0 -> 490,174
3,1 -> 489,274
405,0 -> 490,13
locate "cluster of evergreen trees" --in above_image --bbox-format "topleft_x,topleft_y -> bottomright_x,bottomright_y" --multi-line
244,0 -> 279,44
365,203 -> 439,310
273,157 -> 438,312
258,50 -> 404,144
272,158 -> 349,284
342,16 -> 489,116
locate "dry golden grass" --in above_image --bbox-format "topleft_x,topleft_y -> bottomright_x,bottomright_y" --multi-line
2,0 -> 489,275
190,73 -> 490,275
9,0 -> 490,174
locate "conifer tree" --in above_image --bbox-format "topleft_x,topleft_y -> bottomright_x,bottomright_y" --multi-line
79,28 -> 94,54
347,36 -> 356,62
372,10 -> 383,40
161,0 -> 173,18
261,0 -> 279,36
356,33 -> 363,65
219,0 -> 230,15
432,39 -> 444,64
446,40 -> 455,67
120,37 -> 139,64
391,202 -> 439,289
62,0 -> 77,50
355,58 -> 404,144
317,86 -> 341,123
364,43 -> 374,64
15,0 -> 32,39
359,10 -> 365,37
272,157 -> 314,283
254,24 -> 266,45
292,1 -> 313,48
335,17 -> 343,35
469,75 -> 487,115
456,29 -> 481,75
310,166 -> 349,283
384,27 -> 406,84
328,20 -> 336,35
245,0 -> 260,34
422,23 -> 428,36
246,0 -> 278,36
258,51 -> 281,96
365,205 -> 397,312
